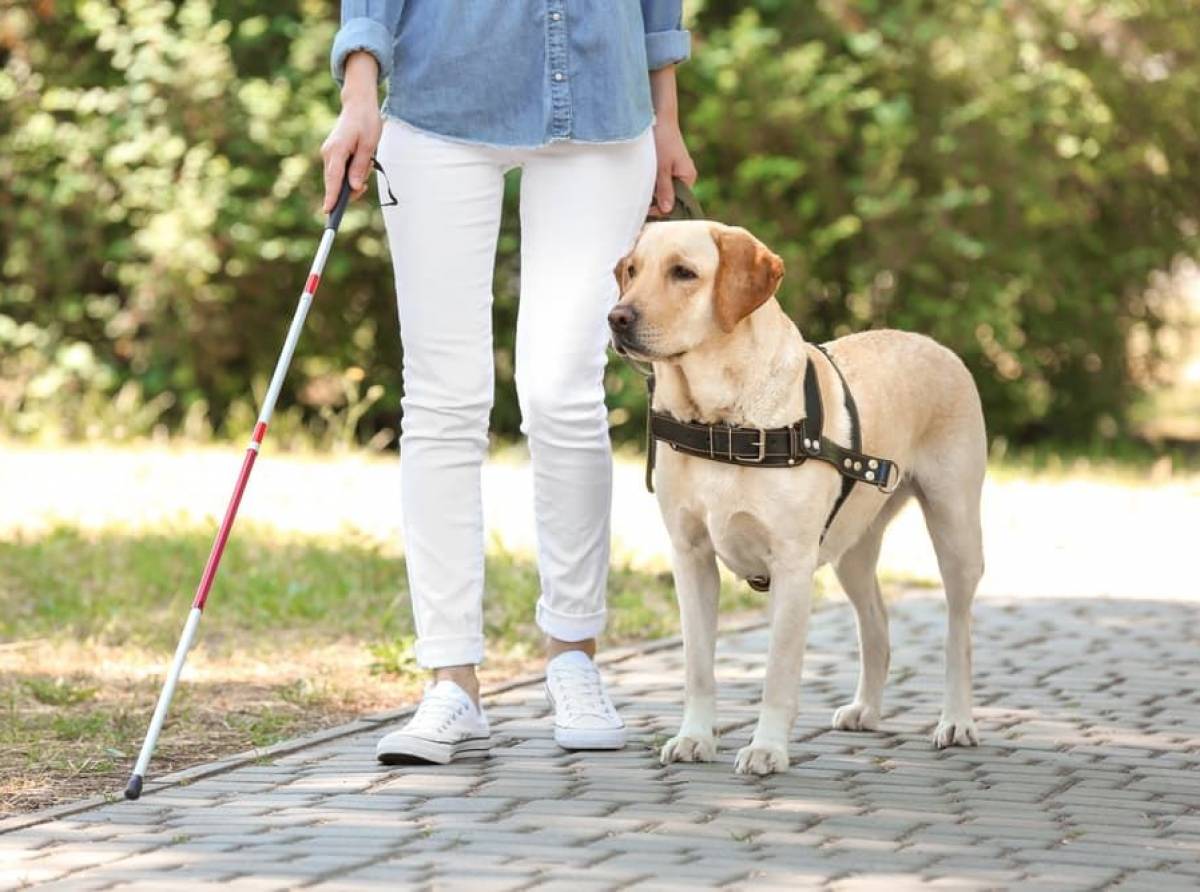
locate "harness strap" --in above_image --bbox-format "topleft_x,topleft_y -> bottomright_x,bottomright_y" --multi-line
803,354 -> 823,444
815,344 -> 861,538
641,350 -> 899,528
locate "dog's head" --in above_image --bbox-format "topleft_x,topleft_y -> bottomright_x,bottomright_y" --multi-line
608,221 -> 784,362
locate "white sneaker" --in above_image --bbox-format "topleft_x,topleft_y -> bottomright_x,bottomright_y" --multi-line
545,650 -> 626,750
376,680 -> 491,765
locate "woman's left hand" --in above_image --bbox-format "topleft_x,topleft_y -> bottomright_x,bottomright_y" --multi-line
650,118 -> 698,216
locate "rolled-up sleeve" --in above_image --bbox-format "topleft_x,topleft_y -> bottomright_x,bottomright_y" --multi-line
641,0 -> 691,70
330,1 -> 404,87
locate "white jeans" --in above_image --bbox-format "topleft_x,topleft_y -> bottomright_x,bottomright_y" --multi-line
375,118 -> 657,669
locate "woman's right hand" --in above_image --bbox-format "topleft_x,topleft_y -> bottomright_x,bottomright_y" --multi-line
321,51 -> 383,213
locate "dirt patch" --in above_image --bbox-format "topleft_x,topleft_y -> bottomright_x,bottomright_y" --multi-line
0,639 -> 529,818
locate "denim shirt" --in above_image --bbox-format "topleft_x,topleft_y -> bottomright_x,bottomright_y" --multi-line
330,1 -> 691,148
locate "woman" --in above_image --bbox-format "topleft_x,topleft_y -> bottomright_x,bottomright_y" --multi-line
323,1 -> 696,764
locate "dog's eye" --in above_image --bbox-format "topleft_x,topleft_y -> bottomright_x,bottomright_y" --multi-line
671,264 -> 698,281
627,264 -> 637,280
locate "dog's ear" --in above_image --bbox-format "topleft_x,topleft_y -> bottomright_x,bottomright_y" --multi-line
712,226 -> 784,333
613,251 -> 633,294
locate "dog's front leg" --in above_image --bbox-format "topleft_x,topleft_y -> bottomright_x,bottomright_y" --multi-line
660,537 -> 721,765
734,551 -> 817,776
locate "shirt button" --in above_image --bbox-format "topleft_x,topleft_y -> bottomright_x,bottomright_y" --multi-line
553,71 -> 565,81
550,11 -> 561,21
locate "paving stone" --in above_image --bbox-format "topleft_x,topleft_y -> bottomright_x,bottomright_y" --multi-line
920,868 -> 1026,887
829,875 -> 929,891
1114,870 -> 1200,891
529,880 -> 620,892
23,877 -> 116,891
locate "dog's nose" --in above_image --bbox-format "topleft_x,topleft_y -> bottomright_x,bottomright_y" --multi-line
608,304 -> 638,331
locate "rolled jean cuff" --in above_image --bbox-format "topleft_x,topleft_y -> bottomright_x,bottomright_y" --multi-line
536,599 -> 607,643
413,634 -> 485,669
645,29 -> 691,70
330,17 -> 394,86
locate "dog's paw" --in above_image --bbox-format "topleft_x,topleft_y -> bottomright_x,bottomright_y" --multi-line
831,701 -> 881,732
661,733 -> 717,764
734,741 -> 789,776
932,715 -> 979,748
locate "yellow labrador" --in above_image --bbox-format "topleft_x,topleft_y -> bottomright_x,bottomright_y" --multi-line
608,221 -> 986,775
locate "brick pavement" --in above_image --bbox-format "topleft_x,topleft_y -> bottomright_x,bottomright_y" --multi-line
3,593 -> 1199,890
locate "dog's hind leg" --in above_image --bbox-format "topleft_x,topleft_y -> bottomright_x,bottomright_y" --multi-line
830,488 -> 912,731
831,524 -> 889,732
661,534 -> 721,765
914,470 -> 985,749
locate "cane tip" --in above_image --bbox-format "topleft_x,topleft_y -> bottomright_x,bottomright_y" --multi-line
124,774 -> 144,801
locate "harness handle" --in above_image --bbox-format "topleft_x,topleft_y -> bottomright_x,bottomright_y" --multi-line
646,178 -> 704,224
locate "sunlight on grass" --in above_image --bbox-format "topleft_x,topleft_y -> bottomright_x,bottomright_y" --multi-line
986,442 -> 1200,483
1,505 -> 760,657
0,522 -> 413,649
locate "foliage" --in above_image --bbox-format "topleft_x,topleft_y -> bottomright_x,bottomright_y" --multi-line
2,0 -> 1198,446
675,0 -> 1200,443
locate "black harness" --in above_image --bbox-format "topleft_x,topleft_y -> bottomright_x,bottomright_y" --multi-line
640,345 -> 899,540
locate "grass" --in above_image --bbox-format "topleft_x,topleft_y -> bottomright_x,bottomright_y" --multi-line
0,521 -> 762,817
986,439 -> 1200,482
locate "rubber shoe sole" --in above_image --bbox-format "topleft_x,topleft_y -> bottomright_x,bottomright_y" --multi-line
546,685 -> 626,751
554,725 -> 627,750
376,733 -> 491,766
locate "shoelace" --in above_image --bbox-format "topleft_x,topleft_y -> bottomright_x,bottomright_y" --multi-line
551,664 -> 614,720
408,690 -> 468,734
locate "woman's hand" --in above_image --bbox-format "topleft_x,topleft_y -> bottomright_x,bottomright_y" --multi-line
648,65 -> 697,216
321,52 -> 383,214
651,119 -> 697,216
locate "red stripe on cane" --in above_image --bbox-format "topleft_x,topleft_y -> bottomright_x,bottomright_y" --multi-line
252,421 -> 267,444
305,273 -> 320,295
192,446 -> 259,610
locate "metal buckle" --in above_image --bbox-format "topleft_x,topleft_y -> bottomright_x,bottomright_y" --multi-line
878,461 -> 902,494
734,428 -> 767,463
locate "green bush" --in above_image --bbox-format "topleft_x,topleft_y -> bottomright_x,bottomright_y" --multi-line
2,0 -> 1197,446
677,0 -> 1200,444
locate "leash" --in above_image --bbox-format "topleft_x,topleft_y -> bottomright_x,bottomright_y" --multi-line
628,178 -> 703,491
622,180 -> 900,543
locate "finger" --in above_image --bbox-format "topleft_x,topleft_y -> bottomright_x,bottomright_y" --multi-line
655,168 -> 675,214
677,157 -> 698,187
323,145 -> 350,213
348,142 -> 374,199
